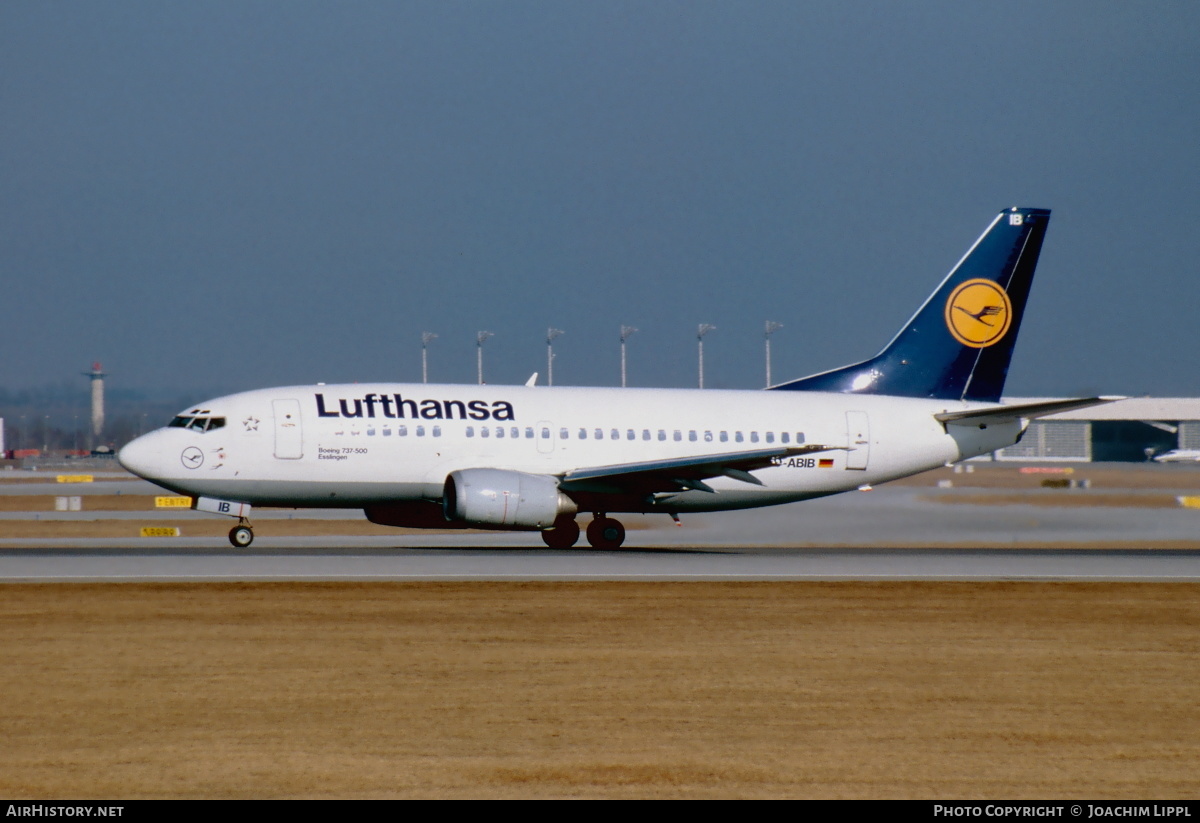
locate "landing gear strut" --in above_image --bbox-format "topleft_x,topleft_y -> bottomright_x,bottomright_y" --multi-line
540,516 -> 580,549
586,514 -> 625,550
228,519 -> 254,548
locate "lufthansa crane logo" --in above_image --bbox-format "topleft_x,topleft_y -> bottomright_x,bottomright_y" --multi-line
944,278 -> 1012,348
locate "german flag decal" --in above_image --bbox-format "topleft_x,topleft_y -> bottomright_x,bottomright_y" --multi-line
818,459 -> 835,468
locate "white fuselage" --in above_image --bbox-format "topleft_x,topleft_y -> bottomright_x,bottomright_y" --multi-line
1153,450 -> 1200,464
118,382 -> 1021,514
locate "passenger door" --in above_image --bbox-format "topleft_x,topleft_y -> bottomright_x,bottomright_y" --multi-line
845,411 -> 870,470
272,399 -> 303,459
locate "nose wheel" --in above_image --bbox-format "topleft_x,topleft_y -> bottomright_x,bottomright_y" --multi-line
229,524 -> 254,548
586,515 -> 625,550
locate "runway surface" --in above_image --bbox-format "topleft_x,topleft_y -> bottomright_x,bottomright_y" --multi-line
4,545 -> 1200,582
3,470 -> 1199,581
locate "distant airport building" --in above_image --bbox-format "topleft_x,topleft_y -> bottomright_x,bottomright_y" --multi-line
990,398 -> 1200,462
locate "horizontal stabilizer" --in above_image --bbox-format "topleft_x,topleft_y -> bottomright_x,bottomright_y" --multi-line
934,396 -> 1123,426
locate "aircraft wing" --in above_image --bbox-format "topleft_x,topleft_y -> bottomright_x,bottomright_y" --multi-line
934,396 -> 1123,426
558,444 -> 844,495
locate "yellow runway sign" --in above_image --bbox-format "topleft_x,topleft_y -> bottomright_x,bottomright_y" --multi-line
56,475 -> 94,483
155,496 -> 193,508
140,527 -> 181,537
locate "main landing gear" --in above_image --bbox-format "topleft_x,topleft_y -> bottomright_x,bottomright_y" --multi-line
228,519 -> 254,548
540,514 -> 626,550
540,516 -> 580,549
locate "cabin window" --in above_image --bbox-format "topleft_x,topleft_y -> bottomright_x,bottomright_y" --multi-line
466,426 -> 474,437
765,432 -> 774,443
642,429 -> 651,441
796,432 -> 805,444
781,432 -> 789,444
481,427 -> 490,438
526,427 -> 535,438
689,430 -> 697,442
541,427 -> 550,439
367,428 -> 376,436
657,430 -> 666,441
673,430 -> 682,442
750,432 -> 759,443
560,428 -> 569,439
416,425 -> 426,437
626,429 -> 635,441
579,428 -> 587,440
383,428 -> 392,437
495,427 -> 504,438
433,426 -> 442,437
595,428 -> 604,440
398,426 -> 408,437
511,427 -> 519,439
704,431 -> 713,442
735,432 -> 744,443
719,431 -> 728,442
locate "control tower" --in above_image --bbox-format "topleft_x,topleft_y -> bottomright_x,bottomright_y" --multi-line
82,361 -> 106,446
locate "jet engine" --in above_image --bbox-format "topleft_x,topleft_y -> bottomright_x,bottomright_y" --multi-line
443,469 -> 576,528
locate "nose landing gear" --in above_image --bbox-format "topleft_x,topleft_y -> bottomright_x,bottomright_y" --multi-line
228,519 -> 254,548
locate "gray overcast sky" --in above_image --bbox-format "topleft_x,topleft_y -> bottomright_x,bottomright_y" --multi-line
2,1 -> 1197,400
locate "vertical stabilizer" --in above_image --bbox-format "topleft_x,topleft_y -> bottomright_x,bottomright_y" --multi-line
772,207 -> 1050,402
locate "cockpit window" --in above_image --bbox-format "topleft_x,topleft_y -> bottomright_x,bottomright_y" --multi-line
168,415 -> 225,432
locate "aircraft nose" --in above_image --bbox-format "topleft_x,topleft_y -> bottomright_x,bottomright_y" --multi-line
118,432 -> 162,479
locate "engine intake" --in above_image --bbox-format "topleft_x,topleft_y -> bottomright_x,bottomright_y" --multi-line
443,469 -> 576,529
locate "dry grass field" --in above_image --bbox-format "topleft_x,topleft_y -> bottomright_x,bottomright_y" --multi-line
2,581 -> 1198,799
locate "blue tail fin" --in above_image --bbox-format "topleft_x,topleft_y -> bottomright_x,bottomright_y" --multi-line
772,207 -> 1050,402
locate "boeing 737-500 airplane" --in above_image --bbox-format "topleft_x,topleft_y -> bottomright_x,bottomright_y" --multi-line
119,207 -> 1114,549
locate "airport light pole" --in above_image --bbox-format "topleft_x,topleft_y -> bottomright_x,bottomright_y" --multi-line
546,328 -> 564,387
421,332 -> 437,384
764,321 -> 783,388
620,325 -> 638,388
476,331 -> 494,385
697,324 -> 716,389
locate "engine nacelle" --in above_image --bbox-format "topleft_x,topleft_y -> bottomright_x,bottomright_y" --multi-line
443,469 -> 576,529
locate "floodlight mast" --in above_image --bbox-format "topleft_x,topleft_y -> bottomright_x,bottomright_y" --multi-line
764,321 -> 783,388
546,328 -> 564,387
697,324 -> 716,388
476,331 -> 494,385
620,325 -> 638,388
421,332 -> 437,384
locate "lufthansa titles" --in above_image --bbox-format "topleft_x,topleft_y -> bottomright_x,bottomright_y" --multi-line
315,392 -> 515,422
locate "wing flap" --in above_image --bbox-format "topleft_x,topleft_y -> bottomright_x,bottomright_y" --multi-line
559,444 -> 843,495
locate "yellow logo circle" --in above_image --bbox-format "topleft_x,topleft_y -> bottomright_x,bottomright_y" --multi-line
944,279 -> 1012,348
